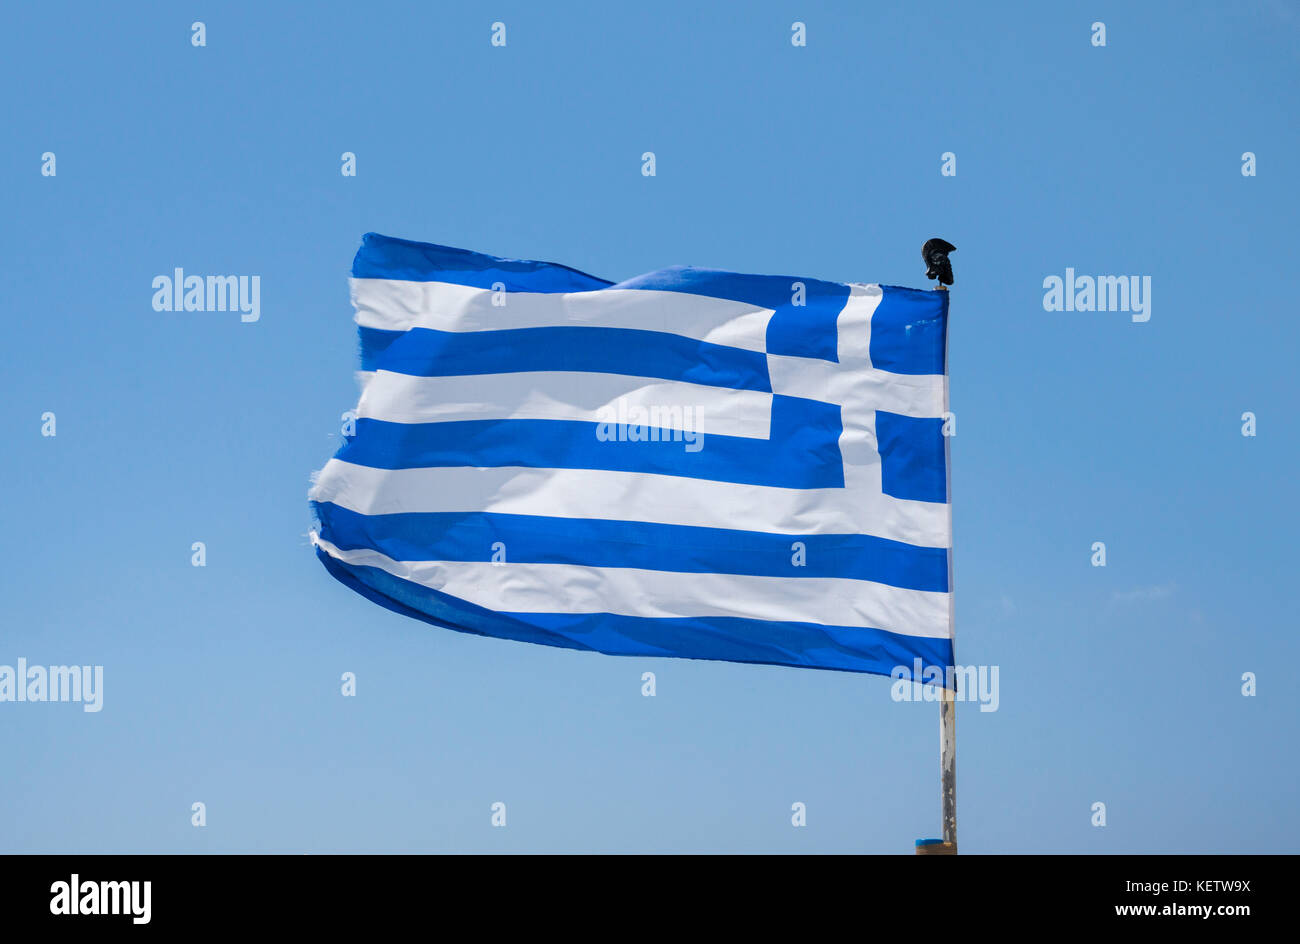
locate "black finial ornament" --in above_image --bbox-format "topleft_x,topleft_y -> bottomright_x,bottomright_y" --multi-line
922,238 -> 956,287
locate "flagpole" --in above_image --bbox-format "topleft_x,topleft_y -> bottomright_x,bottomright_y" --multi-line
940,686 -> 957,848
916,238 -> 958,856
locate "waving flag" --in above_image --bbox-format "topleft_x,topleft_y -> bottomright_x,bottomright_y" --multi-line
310,233 -> 953,678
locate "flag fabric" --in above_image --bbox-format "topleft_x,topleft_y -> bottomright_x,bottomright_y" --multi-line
310,233 -> 953,678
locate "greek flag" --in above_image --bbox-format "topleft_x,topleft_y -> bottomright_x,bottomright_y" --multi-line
310,233 -> 953,677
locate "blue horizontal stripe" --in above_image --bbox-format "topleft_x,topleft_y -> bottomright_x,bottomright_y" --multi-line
317,548 -> 953,678
359,325 -> 772,393
336,394 -> 844,489
876,410 -> 947,504
313,504 -> 948,593
354,235 -> 854,363
359,327 -> 404,372
869,285 -> 948,376
353,232 -> 611,293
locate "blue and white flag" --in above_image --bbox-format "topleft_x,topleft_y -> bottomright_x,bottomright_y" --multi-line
310,233 -> 953,678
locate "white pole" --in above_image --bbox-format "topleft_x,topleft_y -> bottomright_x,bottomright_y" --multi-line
940,686 -> 957,848
915,242 -> 958,857
938,275 -> 957,853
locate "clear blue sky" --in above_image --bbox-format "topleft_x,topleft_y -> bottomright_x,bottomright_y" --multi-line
2,1 -> 1296,853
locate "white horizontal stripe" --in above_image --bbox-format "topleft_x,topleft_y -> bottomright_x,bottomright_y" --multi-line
352,278 -> 774,353
768,355 -> 945,418
356,370 -> 774,439
312,535 -> 949,639
311,458 -> 949,549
